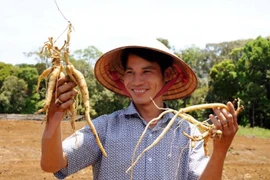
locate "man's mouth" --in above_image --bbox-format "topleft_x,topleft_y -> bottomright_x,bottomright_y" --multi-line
132,89 -> 147,94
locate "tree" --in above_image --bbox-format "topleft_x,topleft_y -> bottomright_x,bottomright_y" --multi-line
17,66 -> 39,96
16,66 -> 40,113
73,46 -> 103,66
237,36 -> 270,128
207,36 -> 270,128
0,62 -> 19,87
206,59 -> 238,103
180,46 -> 210,84
205,39 -> 252,65
0,76 -> 27,113
24,48 -> 51,67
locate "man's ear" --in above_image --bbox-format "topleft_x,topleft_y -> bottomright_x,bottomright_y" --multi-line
164,67 -> 173,82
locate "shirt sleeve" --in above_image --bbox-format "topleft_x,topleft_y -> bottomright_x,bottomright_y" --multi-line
187,125 -> 210,179
54,116 -> 108,179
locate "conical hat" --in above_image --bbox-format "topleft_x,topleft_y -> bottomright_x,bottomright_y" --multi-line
94,39 -> 198,100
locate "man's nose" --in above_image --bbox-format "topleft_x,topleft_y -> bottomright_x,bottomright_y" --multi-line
132,73 -> 144,85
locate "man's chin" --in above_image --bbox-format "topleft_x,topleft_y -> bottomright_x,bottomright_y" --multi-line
132,98 -> 152,106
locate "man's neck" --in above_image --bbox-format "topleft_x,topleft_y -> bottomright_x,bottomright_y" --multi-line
134,99 -> 164,124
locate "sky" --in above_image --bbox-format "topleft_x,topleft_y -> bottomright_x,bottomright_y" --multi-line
1,0 -> 269,65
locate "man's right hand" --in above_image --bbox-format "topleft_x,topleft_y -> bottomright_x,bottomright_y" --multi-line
49,75 -> 78,114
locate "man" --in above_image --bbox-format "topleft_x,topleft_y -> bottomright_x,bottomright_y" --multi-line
41,39 -> 238,179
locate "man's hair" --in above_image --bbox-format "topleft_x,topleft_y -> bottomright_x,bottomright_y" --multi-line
121,48 -> 173,74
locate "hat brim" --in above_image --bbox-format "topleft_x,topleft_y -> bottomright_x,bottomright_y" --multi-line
94,40 -> 198,100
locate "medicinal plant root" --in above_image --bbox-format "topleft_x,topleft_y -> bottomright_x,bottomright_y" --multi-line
126,99 -> 244,174
35,22 -> 107,157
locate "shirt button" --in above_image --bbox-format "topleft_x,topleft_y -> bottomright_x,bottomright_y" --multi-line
148,157 -> 152,162
149,133 -> 152,137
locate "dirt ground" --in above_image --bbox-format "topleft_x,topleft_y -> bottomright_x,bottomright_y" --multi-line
0,120 -> 269,180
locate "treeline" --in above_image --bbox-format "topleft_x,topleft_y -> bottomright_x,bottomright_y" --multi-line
0,36 -> 269,128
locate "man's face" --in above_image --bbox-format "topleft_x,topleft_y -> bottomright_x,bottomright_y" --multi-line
123,54 -> 165,105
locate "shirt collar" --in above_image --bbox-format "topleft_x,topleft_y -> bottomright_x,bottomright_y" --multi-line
121,101 -> 175,125
121,102 -> 142,120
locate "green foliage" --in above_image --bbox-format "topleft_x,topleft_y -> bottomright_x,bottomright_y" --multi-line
17,66 -> 39,96
73,46 -> 103,66
207,59 -> 238,102
205,39 -> 252,64
17,66 -> 40,113
35,63 -> 47,76
165,99 -> 184,110
24,93 -> 41,114
236,36 -> 270,128
0,62 -> 19,87
91,87 -> 130,118
0,76 -> 27,113
180,46 -> 210,85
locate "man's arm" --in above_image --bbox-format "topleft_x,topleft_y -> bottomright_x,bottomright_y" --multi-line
199,102 -> 238,180
40,76 -> 77,173
41,112 -> 67,172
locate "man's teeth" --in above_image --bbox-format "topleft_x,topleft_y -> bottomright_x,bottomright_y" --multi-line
134,90 -> 145,93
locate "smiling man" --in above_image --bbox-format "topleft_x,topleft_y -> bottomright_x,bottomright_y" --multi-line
41,39 -> 238,180
121,48 -> 174,120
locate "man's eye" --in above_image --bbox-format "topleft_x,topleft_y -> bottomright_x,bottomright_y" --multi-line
144,70 -> 151,74
125,71 -> 133,74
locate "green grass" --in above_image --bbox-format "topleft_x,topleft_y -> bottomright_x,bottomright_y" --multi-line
237,126 -> 270,138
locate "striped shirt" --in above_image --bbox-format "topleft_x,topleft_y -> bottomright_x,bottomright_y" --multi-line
55,102 -> 209,179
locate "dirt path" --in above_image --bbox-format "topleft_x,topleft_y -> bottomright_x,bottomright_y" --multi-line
0,120 -> 269,180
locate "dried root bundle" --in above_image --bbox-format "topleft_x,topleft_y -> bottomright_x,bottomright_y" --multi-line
35,22 -> 107,157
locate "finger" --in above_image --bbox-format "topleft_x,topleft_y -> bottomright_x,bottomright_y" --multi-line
57,99 -> 75,111
57,81 -> 77,95
56,89 -> 78,104
221,108 -> 233,128
209,114 -> 222,129
213,108 -> 228,126
57,75 -> 72,87
227,101 -> 238,127
52,75 -> 69,92
226,101 -> 239,132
